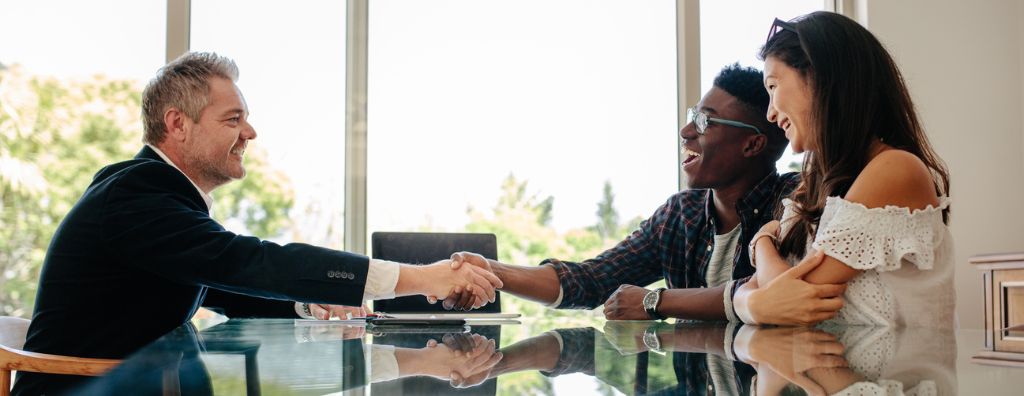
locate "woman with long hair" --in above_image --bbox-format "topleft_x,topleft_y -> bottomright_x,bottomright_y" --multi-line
738,11 -> 954,327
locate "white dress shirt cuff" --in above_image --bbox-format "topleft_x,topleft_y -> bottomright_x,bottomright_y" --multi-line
363,259 -> 401,301
294,302 -> 314,319
366,344 -> 400,383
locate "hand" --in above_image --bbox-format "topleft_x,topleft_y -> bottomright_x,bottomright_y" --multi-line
602,320 -> 657,355
603,284 -> 652,320
294,323 -> 365,343
737,250 -> 846,325
418,260 -> 503,309
433,252 -> 498,310
439,286 -> 478,311
739,326 -> 848,396
422,333 -> 503,388
300,303 -> 370,320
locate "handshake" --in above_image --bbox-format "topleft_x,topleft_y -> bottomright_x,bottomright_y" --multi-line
401,252 -> 502,310
402,252 -> 499,311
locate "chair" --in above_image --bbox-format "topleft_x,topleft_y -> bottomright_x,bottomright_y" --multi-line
371,232 -> 502,313
0,316 -> 121,396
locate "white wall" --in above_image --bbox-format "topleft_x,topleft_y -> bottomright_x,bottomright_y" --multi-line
857,0 -> 1024,329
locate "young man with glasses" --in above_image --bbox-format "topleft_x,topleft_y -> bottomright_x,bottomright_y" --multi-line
446,64 -> 847,325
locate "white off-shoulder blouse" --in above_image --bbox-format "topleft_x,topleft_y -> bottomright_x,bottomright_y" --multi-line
778,196 -> 956,328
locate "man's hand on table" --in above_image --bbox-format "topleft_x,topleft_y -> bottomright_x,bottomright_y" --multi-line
601,320 -> 655,355
296,302 -> 370,320
603,284 -> 652,320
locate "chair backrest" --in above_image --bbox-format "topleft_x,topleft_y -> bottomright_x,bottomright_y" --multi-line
0,316 -> 121,396
371,232 -> 501,313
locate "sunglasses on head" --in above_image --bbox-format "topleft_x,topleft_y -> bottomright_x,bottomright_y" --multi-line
766,17 -> 798,45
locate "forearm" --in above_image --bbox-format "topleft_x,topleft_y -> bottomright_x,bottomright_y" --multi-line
492,262 -> 561,305
754,237 -> 789,286
489,334 -> 561,377
394,265 -> 426,297
657,285 -> 729,321
393,348 -> 431,377
805,367 -> 863,394
663,325 -> 728,355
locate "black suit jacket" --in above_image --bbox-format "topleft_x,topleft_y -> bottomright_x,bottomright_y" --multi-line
14,147 -> 369,395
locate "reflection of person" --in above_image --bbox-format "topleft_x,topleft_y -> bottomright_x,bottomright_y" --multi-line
735,11 -> 954,327
447,64 -> 845,325
484,323 -> 755,395
201,288 -> 369,320
369,330 -> 504,394
733,326 -> 850,395
733,324 -> 956,395
14,52 -> 501,395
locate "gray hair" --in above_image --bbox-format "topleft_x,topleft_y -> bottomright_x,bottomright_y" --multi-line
141,52 -> 239,144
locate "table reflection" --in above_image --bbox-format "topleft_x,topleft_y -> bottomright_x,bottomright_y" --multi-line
77,318 -> 959,395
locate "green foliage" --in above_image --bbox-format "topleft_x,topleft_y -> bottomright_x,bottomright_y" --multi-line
465,174 -> 649,338
211,154 -> 295,239
0,65 -> 295,317
595,180 -> 619,240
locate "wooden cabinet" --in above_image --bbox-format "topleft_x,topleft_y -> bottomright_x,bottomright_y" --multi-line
973,252 -> 1024,366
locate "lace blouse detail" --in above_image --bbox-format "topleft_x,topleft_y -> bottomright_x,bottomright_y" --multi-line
834,380 -> 938,396
812,196 -> 949,272
778,197 -> 955,327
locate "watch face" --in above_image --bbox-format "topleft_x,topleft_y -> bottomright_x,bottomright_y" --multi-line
643,329 -> 661,350
638,290 -> 655,309
643,290 -> 657,309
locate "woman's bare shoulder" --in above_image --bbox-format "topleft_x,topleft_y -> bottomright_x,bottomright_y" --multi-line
846,149 -> 939,210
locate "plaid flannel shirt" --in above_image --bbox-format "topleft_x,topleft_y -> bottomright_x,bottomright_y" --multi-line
546,172 -> 799,310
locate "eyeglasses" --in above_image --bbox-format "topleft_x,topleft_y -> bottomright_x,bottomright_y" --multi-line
686,107 -> 762,136
766,17 -> 798,45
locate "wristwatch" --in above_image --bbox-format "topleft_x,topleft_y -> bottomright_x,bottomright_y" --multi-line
643,325 -> 664,353
643,287 -> 667,320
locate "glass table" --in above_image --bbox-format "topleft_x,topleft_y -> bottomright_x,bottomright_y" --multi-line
62,315 -> 1024,395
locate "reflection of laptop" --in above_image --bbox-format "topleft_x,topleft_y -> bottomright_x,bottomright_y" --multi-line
371,232 -> 502,313
383,312 -> 521,326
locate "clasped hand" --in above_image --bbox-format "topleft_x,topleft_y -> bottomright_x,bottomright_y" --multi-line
735,326 -> 849,396
418,259 -> 502,309
432,252 -> 500,310
421,333 -> 503,388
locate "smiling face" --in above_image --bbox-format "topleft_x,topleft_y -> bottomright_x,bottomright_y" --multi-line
181,77 -> 256,190
680,87 -> 763,189
764,56 -> 814,153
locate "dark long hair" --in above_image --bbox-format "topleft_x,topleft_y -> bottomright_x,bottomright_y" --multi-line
760,12 -> 950,259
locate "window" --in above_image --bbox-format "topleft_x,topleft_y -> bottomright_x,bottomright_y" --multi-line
700,0 -> 824,172
0,0 -> 166,316
367,0 -> 678,266
190,0 -> 348,248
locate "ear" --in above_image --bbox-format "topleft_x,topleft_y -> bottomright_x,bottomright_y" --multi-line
163,107 -> 189,143
742,134 -> 768,158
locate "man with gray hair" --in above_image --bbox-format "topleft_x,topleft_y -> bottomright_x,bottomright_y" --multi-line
14,52 -> 502,395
